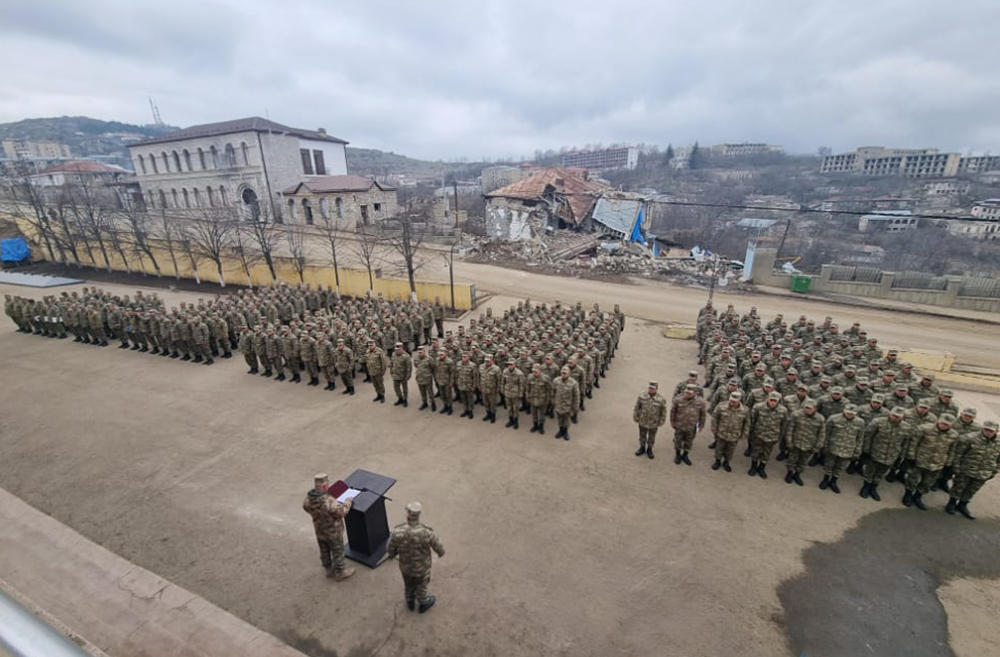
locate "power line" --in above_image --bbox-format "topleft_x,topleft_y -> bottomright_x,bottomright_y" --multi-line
642,198 -> 997,223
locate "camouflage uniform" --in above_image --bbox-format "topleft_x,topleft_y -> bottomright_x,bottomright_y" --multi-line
501,365 -> 526,428
905,420 -> 959,506
633,388 -> 668,454
477,359 -> 500,421
748,397 -> 788,474
366,344 -> 389,402
949,423 -> 1000,513
434,353 -> 456,413
711,398 -> 749,466
861,412 -> 908,494
783,406 -> 825,479
387,503 -> 445,612
525,369 -> 552,433
414,351 -> 437,410
303,483 -> 352,577
670,392 -> 707,458
391,348 -> 413,405
552,371 -> 580,439
334,343 -> 355,393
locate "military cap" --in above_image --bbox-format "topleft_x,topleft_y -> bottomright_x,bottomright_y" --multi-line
961,408 -> 977,417
405,501 -> 422,515
507,359 -> 516,365
844,404 -> 858,414
900,362 -> 913,369
889,406 -> 905,417
727,378 -> 740,386
797,383 -> 808,390
802,399 -> 817,410
921,373 -> 935,381
857,377 -> 869,385
820,376 -> 832,383
688,370 -> 699,378
940,388 -> 954,397
894,383 -> 908,390
649,381 -> 659,388
395,341 -> 404,347
484,353 -> 494,360
831,386 -> 844,394
768,391 -> 783,401
313,473 -> 329,486
755,363 -> 766,371
337,337 -> 345,343
785,368 -> 798,375
939,413 -> 956,424
685,383 -> 699,392
916,400 -> 930,409
845,366 -> 856,373
888,349 -> 899,355
983,421 -> 998,431
780,352 -> 792,359
729,391 -> 743,400
561,366 -> 571,374
870,393 -> 884,403
763,377 -> 775,386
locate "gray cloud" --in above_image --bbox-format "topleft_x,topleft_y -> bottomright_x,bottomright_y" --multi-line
0,0 -> 998,159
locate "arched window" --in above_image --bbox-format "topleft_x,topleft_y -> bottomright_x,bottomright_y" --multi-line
147,192 -> 155,208
241,142 -> 250,165
219,185 -> 228,205
335,197 -> 344,218
172,151 -> 181,171
206,187 -> 215,207
287,198 -> 296,221
319,197 -> 329,219
183,149 -> 192,171
150,154 -> 159,174
182,188 -> 190,208
136,155 -> 146,175
302,199 -> 314,225
209,146 -> 219,169
224,143 -> 236,168
193,188 -> 202,207
197,148 -> 206,170
241,187 -> 259,221
171,189 -> 178,207
158,189 -> 167,208
161,152 -> 170,172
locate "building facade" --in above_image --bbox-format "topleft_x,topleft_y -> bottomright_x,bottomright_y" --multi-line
127,117 -> 347,219
2,138 -> 72,159
821,146 -> 1000,179
560,146 -> 638,171
480,165 -> 532,194
857,210 -> 918,233
710,143 -> 783,157
282,175 -> 397,231
957,155 -> 1000,175
971,199 -> 1000,220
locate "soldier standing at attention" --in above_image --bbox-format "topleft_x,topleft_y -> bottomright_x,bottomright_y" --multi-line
501,359 -> 526,429
748,391 -> 788,479
859,407 -> 908,501
387,502 -> 445,614
478,354 -> 501,422
633,381 -> 668,459
820,405 -> 865,493
434,350 -> 456,415
391,342 -> 412,407
670,384 -> 707,466
903,414 -> 959,510
414,346 -> 437,411
334,338 -> 356,395
302,473 -> 355,581
711,391 -> 749,472
552,366 -> 580,440
433,297 -> 445,338
526,364 -> 552,435
947,421 -> 999,519
783,399 -> 825,486
240,327 -> 258,374
365,340 -> 388,403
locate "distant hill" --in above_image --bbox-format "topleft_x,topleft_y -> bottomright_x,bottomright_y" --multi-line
347,146 -> 485,180
0,116 -> 178,160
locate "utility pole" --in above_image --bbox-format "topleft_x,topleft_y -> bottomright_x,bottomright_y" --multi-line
775,219 -> 791,260
452,179 -> 459,228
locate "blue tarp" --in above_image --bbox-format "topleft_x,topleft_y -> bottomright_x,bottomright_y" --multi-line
1,237 -> 30,263
629,205 -> 645,244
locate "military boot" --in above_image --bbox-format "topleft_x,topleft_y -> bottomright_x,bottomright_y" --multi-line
309,377 -> 319,386
828,477 -> 840,494
439,404 -> 449,414
419,402 -> 429,410
418,596 -> 436,613
712,459 -> 722,470
945,497 -> 958,514
776,449 -> 787,462
292,373 -> 301,383
530,423 -> 538,433
406,599 -> 415,611
819,475 -> 830,490
885,469 -> 897,483
748,461 -> 759,477
680,452 -> 692,466
902,490 -> 914,507
193,354 -> 203,362
505,417 -> 514,428
957,502 -> 975,520
512,417 -> 519,429
645,446 -> 652,457
912,493 -> 927,511
707,440 -> 717,450
723,460 -> 732,472
262,369 -> 272,377
744,446 -> 753,458
204,357 -> 214,365
808,453 -> 821,467
430,400 -> 435,410
784,470 -> 794,484
757,464 -> 768,479
845,460 -> 857,475
674,450 -> 682,464
859,482 -> 871,498
276,373 -> 286,381
792,472 -> 804,486
868,483 -> 881,501
333,567 -> 356,582
635,445 -> 646,457
538,422 -> 544,435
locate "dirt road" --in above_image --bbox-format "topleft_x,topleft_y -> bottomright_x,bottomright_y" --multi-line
1,278 -> 998,657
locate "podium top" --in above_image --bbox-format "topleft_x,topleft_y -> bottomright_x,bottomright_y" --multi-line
344,469 -> 396,497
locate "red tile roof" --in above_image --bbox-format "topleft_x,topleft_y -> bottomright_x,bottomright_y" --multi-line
283,174 -> 396,195
35,160 -> 128,175
485,167 -> 608,224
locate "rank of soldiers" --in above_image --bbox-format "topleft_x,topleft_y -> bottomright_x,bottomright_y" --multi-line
630,300 -> 998,520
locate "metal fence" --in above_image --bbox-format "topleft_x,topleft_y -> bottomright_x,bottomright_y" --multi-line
958,276 -> 1000,298
828,265 -> 882,283
891,271 -> 948,290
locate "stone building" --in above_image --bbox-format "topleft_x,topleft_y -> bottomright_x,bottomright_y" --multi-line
484,167 -> 608,240
282,174 -> 398,231
127,117 -> 347,219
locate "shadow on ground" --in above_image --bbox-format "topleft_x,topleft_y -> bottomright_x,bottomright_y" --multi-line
778,507 -> 1000,657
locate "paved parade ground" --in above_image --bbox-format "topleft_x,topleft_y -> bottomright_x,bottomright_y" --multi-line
2,271 -> 1000,657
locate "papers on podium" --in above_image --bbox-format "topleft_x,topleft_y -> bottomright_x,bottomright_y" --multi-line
336,488 -> 362,504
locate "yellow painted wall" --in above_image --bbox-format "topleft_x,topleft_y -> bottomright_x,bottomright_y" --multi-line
11,216 -> 476,309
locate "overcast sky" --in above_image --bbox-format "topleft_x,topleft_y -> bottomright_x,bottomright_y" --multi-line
1,0 -> 998,160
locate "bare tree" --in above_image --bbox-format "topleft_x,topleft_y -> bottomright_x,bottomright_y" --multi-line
386,200 -> 430,294
316,207 -> 343,291
119,204 -> 162,277
352,227 -> 382,291
186,207 -> 236,287
233,221 -> 263,287
158,208 -> 183,280
65,176 -> 115,272
242,200 -> 279,281
0,161 -> 61,262
285,223 -> 308,282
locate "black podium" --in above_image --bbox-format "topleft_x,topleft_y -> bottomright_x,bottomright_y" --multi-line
343,469 -> 396,568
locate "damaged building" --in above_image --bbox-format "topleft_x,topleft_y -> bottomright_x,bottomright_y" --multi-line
484,168 -> 608,240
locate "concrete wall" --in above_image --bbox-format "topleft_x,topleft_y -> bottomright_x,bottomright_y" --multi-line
748,247 -> 1000,313
485,197 -> 538,241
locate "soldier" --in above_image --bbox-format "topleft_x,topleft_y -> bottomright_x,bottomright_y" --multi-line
929,389 -> 959,419
333,338 -> 355,395
300,329 -> 319,385
414,346 -> 437,411
903,414 -> 959,510
552,366 -> 580,440
820,405 -> 865,493
937,408 -> 981,492
387,502 -> 445,614
674,371 -> 700,398
947,421 -> 999,519
254,326 -> 271,376
240,327 -> 258,374
860,407 -> 908,501
501,359 -> 526,429
434,350 -> 456,415
477,354 -> 500,422
670,384 -> 706,465
391,343 -> 412,407
317,335 -> 336,389
282,326 -> 302,383
432,297 -> 445,338
748,391 -> 788,479
302,473 -> 355,581
783,399 -> 825,486
526,364 -> 552,434
365,340 -> 389,403
711,391 -> 749,472
633,381 -> 668,459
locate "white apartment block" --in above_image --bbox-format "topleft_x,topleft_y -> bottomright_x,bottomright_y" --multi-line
822,146 -> 999,179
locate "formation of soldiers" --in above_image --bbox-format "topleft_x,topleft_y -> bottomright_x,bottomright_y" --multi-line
5,288 -> 234,364
235,287 -> 624,440
686,301 -> 999,519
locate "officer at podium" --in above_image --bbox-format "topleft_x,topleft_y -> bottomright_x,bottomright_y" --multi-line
302,473 -> 355,581
387,502 -> 445,613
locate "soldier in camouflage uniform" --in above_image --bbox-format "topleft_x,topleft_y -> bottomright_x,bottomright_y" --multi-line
391,343 -> 412,407
748,391 -> 788,479
820,405 -> 865,493
302,473 -> 355,581
903,414 -> 959,510
333,338 -> 355,395
670,384 -> 707,465
434,350 -> 456,415
366,340 -> 388,403
552,366 -> 580,440
859,407 -> 907,501
317,335 -> 335,389
526,363 -> 552,434
414,347 -> 437,411
453,352 -> 478,419
501,360 -> 526,429
947,420 -> 999,519
387,502 -> 445,613
711,391 -> 749,472
633,381 -> 668,459
783,399 -> 825,486
936,407 -> 980,493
